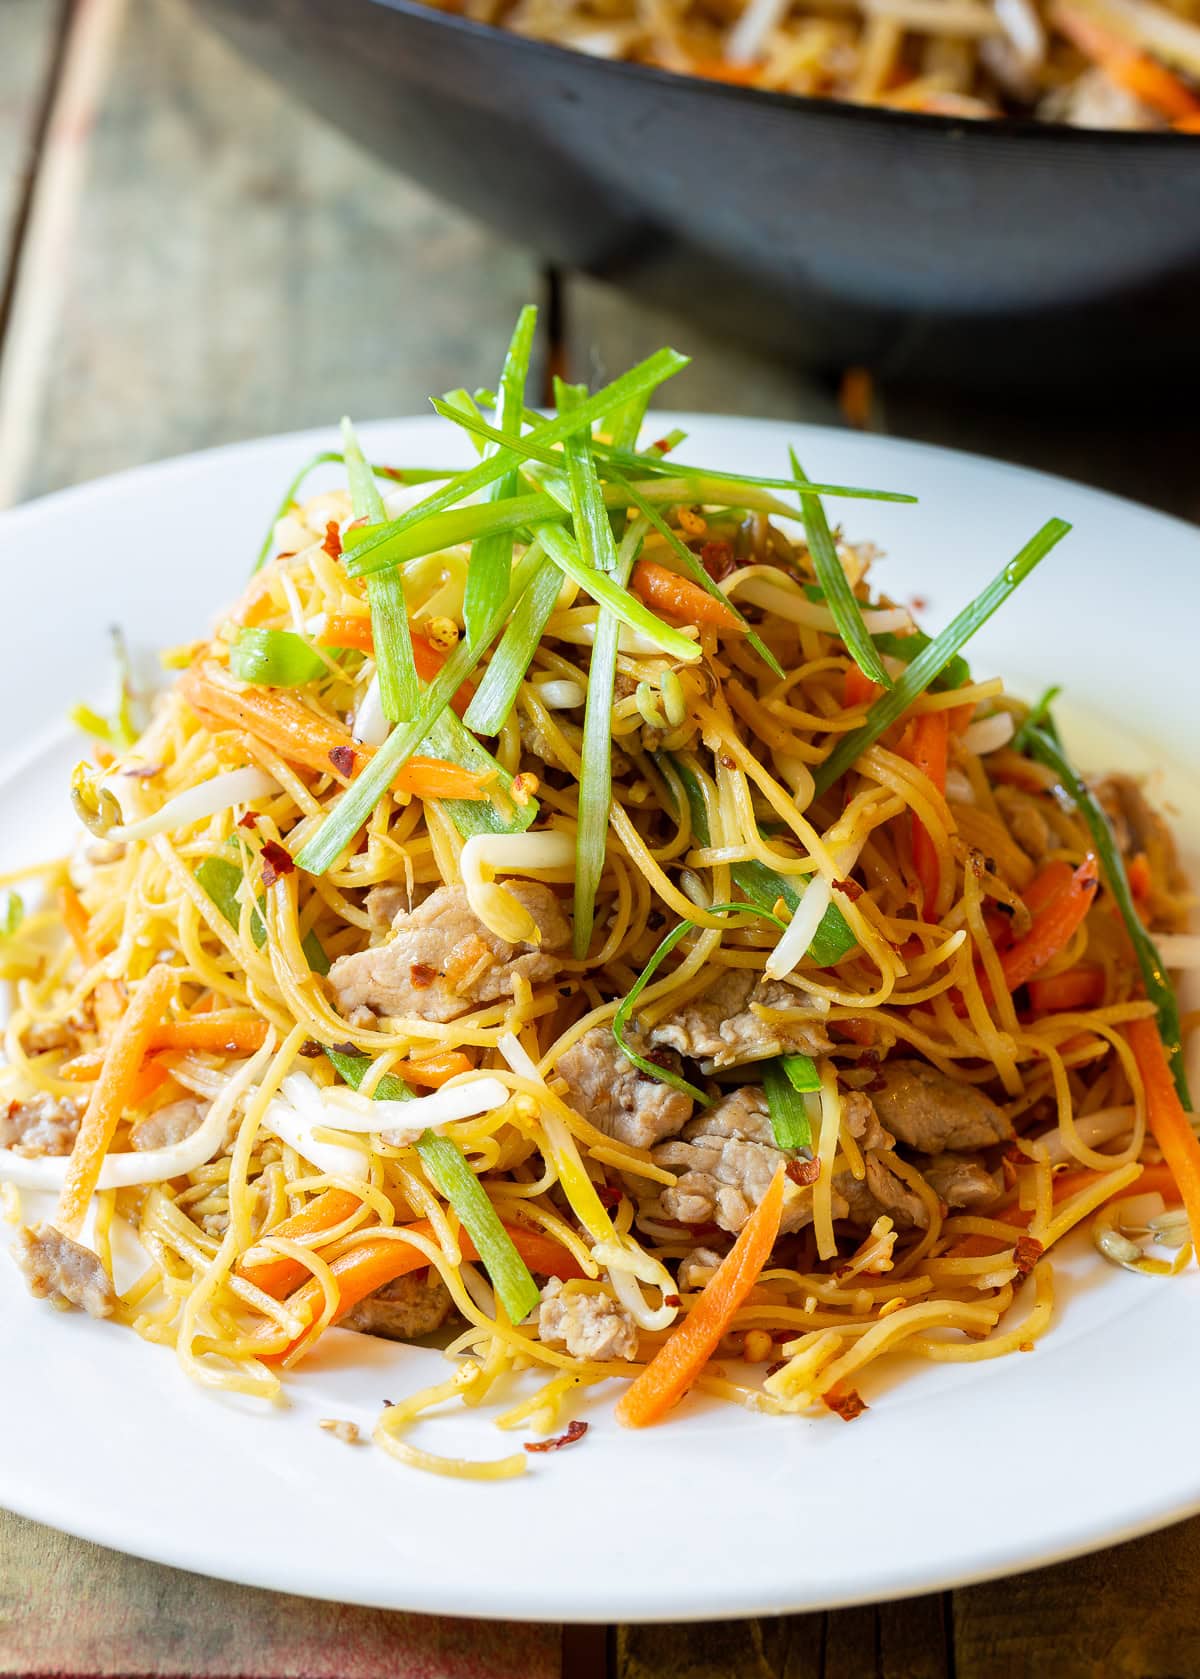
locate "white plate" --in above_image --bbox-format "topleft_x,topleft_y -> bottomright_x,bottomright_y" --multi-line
1,416 -> 1198,1623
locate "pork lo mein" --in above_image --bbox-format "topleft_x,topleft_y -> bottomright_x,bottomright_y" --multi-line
2,311 -> 1196,1479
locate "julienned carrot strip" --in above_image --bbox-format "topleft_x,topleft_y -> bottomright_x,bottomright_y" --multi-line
396,1051 -> 474,1088
947,1161 -> 1181,1259
1053,3 -> 1200,119
905,710 -> 948,912
616,1166 -> 786,1429
1127,851 -> 1152,904
999,856 -> 1099,992
1021,859 -> 1076,916
1176,112 -> 1200,130
239,1188 -> 367,1297
631,558 -> 744,632
843,664 -> 880,709
320,617 -> 474,716
56,964 -> 177,1236
264,1220 -> 587,1362
1027,966 -> 1106,1014
688,58 -> 766,84
59,885 -> 123,1032
179,665 -> 489,800
150,1019 -> 270,1054
1125,1018 -> 1200,1260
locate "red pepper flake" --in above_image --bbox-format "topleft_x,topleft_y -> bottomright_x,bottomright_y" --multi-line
328,744 -> 356,778
595,1184 -> 622,1211
237,811 -> 259,830
720,754 -> 736,770
650,437 -> 673,454
410,962 -> 437,990
378,466 -> 406,482
1013,1235 -> 1044,1279
832,877 -> 863,902
824,1388 -> 868,1422
524,1420 -> 588,1453
909,595 -> 929,614
322,521 -> 342,560
700,539 -> 735,581
765,1359 -> 788,1379
260,840 -> 295,887
786,1157 -> 820,1186
663,1293 -> 682,1309
298,1040 -> 325,1058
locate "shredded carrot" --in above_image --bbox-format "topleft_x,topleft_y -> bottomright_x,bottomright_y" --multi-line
1127,851 -> 1152,904
999,856 -> 1099,993
60,1051 -> 172,1108
262,1220 -> 587,1362
56,964 -> 177,1236
59,885 -> 123,1033
320,617 -> 474,716
843,664 -> 880,709
149,1019 -> 270,1054
905,710 -> 948,912
616,1166 -> 786,1428
1027,965 -> 1106,1014
394,1051 -> 474,1088
1053,3 -> 1200,119
838,367 -> 875,431
631,558 -> 743,632
1175,112 -> 1200,130
179,665 -> 490,800
1126,1018 -> 1200,1261
687,57 -> 765,84
240,1187 -> 367,1297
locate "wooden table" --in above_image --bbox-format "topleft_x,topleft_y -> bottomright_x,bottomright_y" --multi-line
1,4 -> 1197,1675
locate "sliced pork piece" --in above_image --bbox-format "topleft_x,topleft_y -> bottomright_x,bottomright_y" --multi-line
676,1245 -> 724,1291
340,1269 -> 454,1341
555,1024 -> 693,1150
870,1060 -> 1011,1153
842,1088 -> 893,1153
538,1278 -> 638,1361
648,968 -> 833,1069
0,1094 -> 81,1158
130,1098 -> 205,1152
364,883 -> 412,929
920,1152 -> 1004,1211
836,1154 -> 929,1230
328,882 -> 570,1024
12,1224 -> 116,1317
654,1085 -> 843,1235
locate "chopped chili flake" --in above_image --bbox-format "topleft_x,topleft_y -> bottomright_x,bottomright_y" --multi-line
298,1040 -> 325,1058
330,1040 -> 358,1056
524,1420 -> 588,1453
260,840 -> 295,887
329,744 -> 356,777
322,521 -> 343,560
1013,1235 -> 1044,1279
824,1388 -> 868,1421
595,1184 -> 622,1211
650,437 -> 673,454
237,811 -> 259,830
720,754 -> 736,770
410,962 -> 437,990
700,539 -> 735,581
765,1359 -> 788,1379
663,1293 -> 682,1309
786,1157 -> 820,1186
832,877 -> 864,902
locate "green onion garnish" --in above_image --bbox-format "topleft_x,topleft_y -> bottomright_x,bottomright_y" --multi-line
252,451 -> 452,575
195,854 -> 329,974
462,550 -> 561,736
1023,723 -> 1192,1108
871,631 -> 970,692
613,901 -> 788,1104
325,1046 -> 413,1102
592,441 -> 919,506
296,544 -> 547,875
812,517 -> 1072,797
762,1055 -> 819,1151
538,522 -> 702,665
340,347 -> 689,574
415,1129 -> 540,1324
1012,683 -> 1063,752
420,707 -> 537,837
791,447 -> 890,690
342,417 -> 420,723
229,627 -> 327,688
462,306 -> 538,648
1,893 -> 24,938
668,754 -> 857,967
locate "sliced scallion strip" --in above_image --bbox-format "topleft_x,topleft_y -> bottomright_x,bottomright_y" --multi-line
613,901 -> 788,1104
871,631 -> 970,692
462,549 -> 561,735
229,626 -> 327,688
415,1129 -> 540,1324
762,1056 -> 818,1151
295,545 -> 547,875
592,440 -> 919,506
324,1046 -> 413,1102
812,518 -> 1072,797
420,706 -> 536,837
791,446 -> 890,689
462,306 -> 538,647
251,451 -> 452,574
342,417 -> 420,723
1,894 -> 24,938
195,855 -> 329,975
1023,723 -> 1191,1108
1012,683 -> 1063,752
538,522 -> 702,665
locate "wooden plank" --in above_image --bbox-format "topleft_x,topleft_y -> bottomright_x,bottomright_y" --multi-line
561,274 -> 841,426
953,1517 -> 1200,1679
0,1507 -> 561,1678
0,0 -> 543,506
0,0 -> 62,282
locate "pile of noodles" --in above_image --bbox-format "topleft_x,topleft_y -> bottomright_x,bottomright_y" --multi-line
428,0 -> 1200,128
0,465 -> 1194,1479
